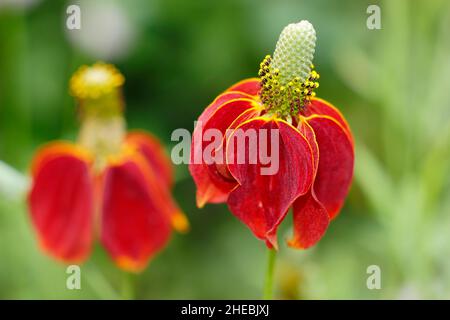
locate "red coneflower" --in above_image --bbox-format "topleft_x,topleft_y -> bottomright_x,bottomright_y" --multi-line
189,21 -> 354,250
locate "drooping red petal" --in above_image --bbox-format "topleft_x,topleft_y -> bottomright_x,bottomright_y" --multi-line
28,142 -> 94,263
189,78 -> 260,208
288,190 -> 330,249
202,99 -> 262,193
288,120 -> 329,249
225,78 -> 261,96
158,186 -> 190,234
190,91 -> 257,207
125,132 -> 189,233
226,118 -> 314,248
305,115 -> 355,219
190,98 -> 260,207
302,98 -> 353,139
125,131 -> 173,188
100,151 -> 174,272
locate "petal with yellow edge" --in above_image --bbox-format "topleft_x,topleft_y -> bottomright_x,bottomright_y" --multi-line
211,106 -> 263,184
303,98 -> 353,140
225,78 -> 261,96
28,142 -> 94,263
288,121 -> 329,249
190,98 -> 258,207
203,100 -> 262,193
197,91 -> 256,126
189,91 -> 255,207
305,115 -> 354,219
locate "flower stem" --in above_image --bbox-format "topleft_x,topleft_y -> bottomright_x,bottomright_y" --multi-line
263,248 -> 277,300
121,272 -> 136,300
85,262 -> 120,299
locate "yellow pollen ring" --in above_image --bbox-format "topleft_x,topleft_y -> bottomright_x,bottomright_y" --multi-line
258,54 -> 320,117
70,62 -> 125,100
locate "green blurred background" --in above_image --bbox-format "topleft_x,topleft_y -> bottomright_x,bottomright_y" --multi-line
1,0 -> 450,299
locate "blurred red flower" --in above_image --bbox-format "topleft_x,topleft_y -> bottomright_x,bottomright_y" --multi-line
28,63 -> 188,272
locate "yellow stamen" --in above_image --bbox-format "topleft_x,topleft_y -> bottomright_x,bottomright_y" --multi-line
70,62 -> 124,100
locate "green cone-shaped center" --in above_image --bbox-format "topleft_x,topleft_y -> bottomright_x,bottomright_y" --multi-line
259,21 -> 319,118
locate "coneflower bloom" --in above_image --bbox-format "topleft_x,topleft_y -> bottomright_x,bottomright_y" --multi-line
189,21 -> 354,249
28,63 -> 188,272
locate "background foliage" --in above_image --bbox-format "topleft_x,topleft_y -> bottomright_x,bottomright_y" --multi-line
0,0 -> 449,299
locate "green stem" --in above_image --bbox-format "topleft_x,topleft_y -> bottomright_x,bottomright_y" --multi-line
121,272 -> 136,300
84,262 -> 120,300
263,249 -> 277,300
